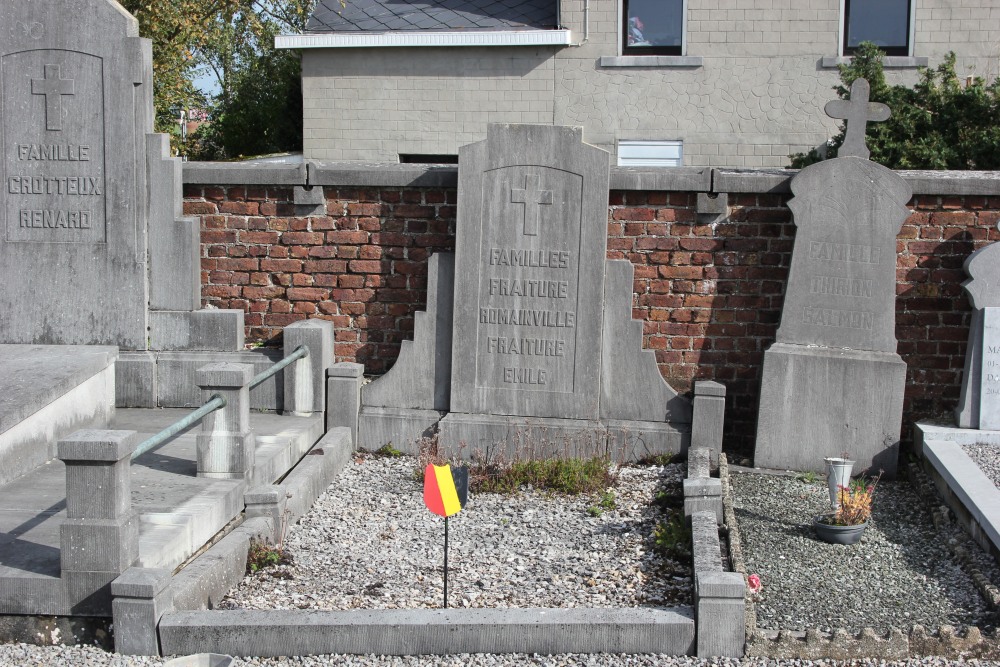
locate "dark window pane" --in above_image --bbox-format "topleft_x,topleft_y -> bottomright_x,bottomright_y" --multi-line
623,0 -> 683,55
845,0 -> 910,55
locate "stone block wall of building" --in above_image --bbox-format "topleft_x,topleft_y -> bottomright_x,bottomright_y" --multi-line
298,0 -> 1000,167
183,164 -> 1000,459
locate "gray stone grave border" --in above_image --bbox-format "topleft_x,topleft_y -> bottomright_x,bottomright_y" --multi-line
723,448 -> 1000,659
133,382 -> 741,658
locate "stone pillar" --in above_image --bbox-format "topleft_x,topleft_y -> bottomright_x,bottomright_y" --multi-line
245,485 -> 288,544
282,319 -> 334,417
58,430 -> 139,612
327,362 -> 364,444
111,567 -> 173,656
695,570 -> 746,657
196,363 -> 255,480
692,381 -> 726,466
684,448 -> 722,523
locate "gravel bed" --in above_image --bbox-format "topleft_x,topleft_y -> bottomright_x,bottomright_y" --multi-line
220,454 -> 691,610
0,645 -> 989,666
731,470 -> 1000,634
962,442 -> 1000,489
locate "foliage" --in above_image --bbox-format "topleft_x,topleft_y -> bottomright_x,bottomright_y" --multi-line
790,42 -> 1000,170
119,0 -> 310,157
587,490 -> 618,517
820,472 -> 883,526
797,470 -> 819,484
246,539 -> 293,573
474,456 -> 617,496
653,511 -> 691,561
371,443 -> 404,458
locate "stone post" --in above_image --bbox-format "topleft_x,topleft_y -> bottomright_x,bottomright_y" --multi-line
683,448 -> 722,523
58,430 -> 139,612
692,381 -> 726,467
196,363 -> 255,480
111,567 -> 173,655
245,485 -> 288,544
282,320 -> 334,417
327,362 -> 364,445
695,570 -> 746,657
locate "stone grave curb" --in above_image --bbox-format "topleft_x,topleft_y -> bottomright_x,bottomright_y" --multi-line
915,421 -> 1000,560
167,428 -> 351,613
157,607 -> 696,657
726,453 -> 1000,659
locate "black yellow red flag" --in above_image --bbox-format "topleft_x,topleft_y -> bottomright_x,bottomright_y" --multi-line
423,464 -> 468,517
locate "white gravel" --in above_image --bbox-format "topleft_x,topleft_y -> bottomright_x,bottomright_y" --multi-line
220,454 -> 691,610
730,470 -> 1000,634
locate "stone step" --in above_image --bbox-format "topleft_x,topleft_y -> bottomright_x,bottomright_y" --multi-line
0,345 -> 117,487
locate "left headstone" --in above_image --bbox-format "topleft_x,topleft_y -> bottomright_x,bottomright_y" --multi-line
0,0 -> 152,347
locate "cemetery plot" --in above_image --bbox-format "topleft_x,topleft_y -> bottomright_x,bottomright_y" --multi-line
220,454 -> 693,611
730,470 -> 1000,635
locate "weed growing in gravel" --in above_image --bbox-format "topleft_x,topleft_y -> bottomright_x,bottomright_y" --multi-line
636,452 -> 686,466
587,490 -> 618,516
371,443 -> 404,458
653,510 -> 692,561
413,433 -> 619,495
246,539 -> 293,574
797,470 -> 819,484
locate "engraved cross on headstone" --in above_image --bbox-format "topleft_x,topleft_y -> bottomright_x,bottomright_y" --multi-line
510,174 -> 552,236
32,64 -> 75,131
824,78 -> 890,160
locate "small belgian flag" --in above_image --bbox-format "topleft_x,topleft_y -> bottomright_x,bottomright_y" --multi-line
423,464 -> 469,518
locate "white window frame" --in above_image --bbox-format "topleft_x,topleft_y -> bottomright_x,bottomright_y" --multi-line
617,140 -> 683,168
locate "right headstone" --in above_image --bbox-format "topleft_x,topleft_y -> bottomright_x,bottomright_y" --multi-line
955,230 -> 1000,430
754,79 -> 911,477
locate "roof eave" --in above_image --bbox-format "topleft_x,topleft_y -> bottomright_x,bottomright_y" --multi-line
276,29 -> 572,48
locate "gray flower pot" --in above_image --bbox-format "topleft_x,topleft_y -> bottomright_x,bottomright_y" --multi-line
814,515 -> 867,545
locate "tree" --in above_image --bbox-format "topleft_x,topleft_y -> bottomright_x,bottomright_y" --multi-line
790,42 -> 1000,170
118,0 -> 310,157
188,0 -> 311,159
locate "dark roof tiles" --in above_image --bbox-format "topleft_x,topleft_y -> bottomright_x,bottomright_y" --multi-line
306,0 -> 558,32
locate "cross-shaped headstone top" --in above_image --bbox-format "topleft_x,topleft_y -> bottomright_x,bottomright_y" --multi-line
824,78 -> 890,160
510,174 -> 552,236
31,63 -> 75,132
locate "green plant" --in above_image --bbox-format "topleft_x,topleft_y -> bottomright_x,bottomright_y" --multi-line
797,471 -> 819,484
653,511 -> 692,561
474,456 -> 616,495
819,472 -> 883,526
587,490 -> 618,517
635,452 -> 686,466
790,42 -> 1000,170
246,539 -> 292,574
372,443 -> 404,458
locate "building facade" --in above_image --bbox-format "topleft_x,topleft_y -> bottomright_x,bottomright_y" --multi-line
281,0 -> 1000,167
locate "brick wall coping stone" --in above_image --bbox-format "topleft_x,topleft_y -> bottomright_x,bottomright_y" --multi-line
715,168 -> 1000,196
183,161 -> 306,185
183,160 -> 1000,196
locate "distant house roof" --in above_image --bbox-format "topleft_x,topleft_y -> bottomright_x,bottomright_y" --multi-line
306,0 -> 559,33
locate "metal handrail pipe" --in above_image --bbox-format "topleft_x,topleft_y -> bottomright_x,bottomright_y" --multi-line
130,394 -> 227,460
249,344 -> 309,390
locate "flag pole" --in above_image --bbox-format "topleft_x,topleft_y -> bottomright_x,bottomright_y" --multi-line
444,516 -> 449,608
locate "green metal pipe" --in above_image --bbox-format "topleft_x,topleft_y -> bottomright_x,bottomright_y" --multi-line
131,394 -> 226,460
249,345 -> 309,390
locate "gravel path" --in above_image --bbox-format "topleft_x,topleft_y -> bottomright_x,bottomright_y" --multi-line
220,454 -> 691,610
730,469 -> 1000,634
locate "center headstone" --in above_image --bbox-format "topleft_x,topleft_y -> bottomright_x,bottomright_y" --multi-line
754,79 -> 911,477
448,124 -> 608,421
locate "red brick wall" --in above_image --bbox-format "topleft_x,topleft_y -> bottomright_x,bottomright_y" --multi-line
183,184 -> 1000,458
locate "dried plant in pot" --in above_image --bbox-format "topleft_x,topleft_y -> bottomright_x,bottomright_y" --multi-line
814,472 -> 882,545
